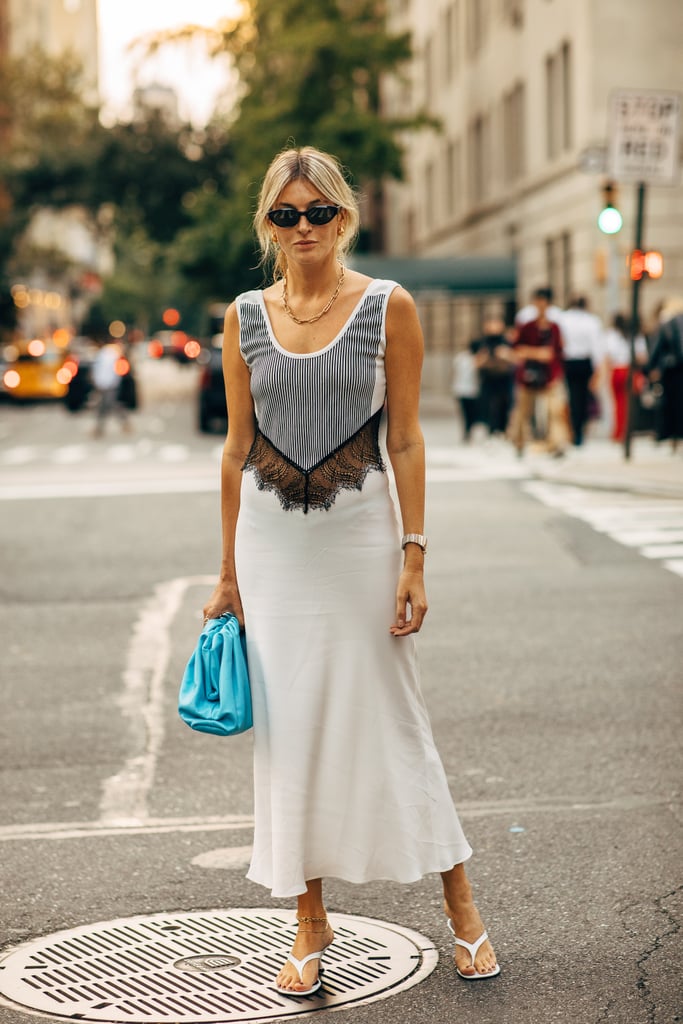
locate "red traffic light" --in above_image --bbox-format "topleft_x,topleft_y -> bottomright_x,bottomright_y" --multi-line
630,249 -> 645,281
644,251 -> 663,279
629,250 -> 663,281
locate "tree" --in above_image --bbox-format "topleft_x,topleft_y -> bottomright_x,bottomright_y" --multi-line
0,49 -> 236,333
154,0 -> 431,303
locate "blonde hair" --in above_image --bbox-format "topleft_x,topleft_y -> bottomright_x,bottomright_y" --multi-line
254,146 -> 360,281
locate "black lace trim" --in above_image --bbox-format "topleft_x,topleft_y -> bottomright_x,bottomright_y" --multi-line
242,408 -> 386,513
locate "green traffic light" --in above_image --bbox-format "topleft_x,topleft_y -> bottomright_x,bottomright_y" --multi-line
598,206 -> 623,234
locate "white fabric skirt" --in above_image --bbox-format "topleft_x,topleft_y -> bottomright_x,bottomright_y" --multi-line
235,468 -> 472,898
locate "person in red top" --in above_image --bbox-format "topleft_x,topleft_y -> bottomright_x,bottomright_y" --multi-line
509,288 -> 568,456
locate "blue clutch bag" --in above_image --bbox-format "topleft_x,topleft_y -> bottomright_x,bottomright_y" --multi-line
178,615 -> 253,736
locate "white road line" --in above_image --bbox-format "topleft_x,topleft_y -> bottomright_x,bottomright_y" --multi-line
107,444 -> 136,462
427,466 -> 528,483
159,444 -> 189,462
610,529 -> 683,546
52,444 -> 87,464
0,477 -> 219,500
524,480 -> 683,578
99,575 -> 216,825
1,445 -> 38,465
640,543 -> 683,559
0,795 -> 668,843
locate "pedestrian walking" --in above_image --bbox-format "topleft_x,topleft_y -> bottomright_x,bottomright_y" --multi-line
90,338 -> 131,438
602,314 -> 648,442
557,297 -> 603,446
515,285 -> 564,327
203,146 -> 499,996
452,340 -> 481,441
647,297 -> 683,448
509,288 -> 567,457
471,317 -> 515,435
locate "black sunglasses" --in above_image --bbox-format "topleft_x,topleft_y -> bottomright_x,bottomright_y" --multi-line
267,205 -> 340,228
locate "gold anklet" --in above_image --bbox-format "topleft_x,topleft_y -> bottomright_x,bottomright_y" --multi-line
297,915 -> 327,924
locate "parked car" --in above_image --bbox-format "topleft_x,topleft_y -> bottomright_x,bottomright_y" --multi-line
1,339 -> 69,400
198,337 -> 227,433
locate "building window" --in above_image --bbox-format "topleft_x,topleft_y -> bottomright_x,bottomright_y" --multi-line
545,231 -> 572,305
502,0 -> 524,28
468,114 -> 490,204
425,161 -> 435,230
446,138 -> 462,217
443,1 -> 460,81
424,35 -> 434,109
405,208 -> 416,252
561,41 -> 572,150
503,81 -> 526,182
546,41 -> 572,160
466,0 -> 487,58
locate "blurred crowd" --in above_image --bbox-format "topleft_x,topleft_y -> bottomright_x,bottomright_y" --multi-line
452,288 -> 683,454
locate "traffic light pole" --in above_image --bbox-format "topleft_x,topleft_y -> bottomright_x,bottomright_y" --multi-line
624,181 -> 646,460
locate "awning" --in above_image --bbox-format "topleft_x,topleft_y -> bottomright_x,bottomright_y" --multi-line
349,255 -> 517,295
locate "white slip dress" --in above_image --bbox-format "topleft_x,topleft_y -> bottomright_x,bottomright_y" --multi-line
234,279 -> 472,898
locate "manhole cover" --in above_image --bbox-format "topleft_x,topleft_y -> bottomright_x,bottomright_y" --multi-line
0,909 -> 437,1022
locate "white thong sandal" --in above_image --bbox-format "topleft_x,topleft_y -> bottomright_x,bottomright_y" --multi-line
447,918 -> 501,980
274,950 -> 324,997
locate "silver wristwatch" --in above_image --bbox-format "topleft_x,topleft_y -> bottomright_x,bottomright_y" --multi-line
401,533 -> 428,553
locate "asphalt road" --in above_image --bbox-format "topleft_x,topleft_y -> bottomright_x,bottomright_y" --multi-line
0,380 -> 681,1024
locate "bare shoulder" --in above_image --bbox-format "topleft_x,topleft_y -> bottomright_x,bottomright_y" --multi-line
386,286 -> 422,348
224,300 -> 238,329
386,285 -> 418,324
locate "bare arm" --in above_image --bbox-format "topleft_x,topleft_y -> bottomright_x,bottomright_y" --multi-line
385,287 -> 428,637
202,303 -> 256,626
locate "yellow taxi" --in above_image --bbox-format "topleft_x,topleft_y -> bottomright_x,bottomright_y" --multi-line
1,338 -> 71,400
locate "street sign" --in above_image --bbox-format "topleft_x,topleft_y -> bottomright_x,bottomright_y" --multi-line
608,89 -> 682,185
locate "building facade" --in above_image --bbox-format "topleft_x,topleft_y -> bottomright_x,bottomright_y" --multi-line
384,0 -> 683,335
4,0 -> 102,338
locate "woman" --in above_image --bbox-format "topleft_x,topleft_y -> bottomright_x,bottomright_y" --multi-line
602,313 -> 647,442
203,147 -> 499,995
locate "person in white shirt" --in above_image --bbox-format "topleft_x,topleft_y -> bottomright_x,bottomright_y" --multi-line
91,340 -> 130,437
515,286 -> 564,327
602,314 -> 648,442
556,297 -> 603,446
452,341 -> 480,442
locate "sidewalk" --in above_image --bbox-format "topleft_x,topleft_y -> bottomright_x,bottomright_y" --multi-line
420,396 -> 683,499
522,435 -> 683,499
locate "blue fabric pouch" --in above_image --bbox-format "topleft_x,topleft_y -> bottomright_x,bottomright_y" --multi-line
178,615 -> 253,736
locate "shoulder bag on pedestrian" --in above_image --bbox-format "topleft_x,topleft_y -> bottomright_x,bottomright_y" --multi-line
178,614 -> 253,736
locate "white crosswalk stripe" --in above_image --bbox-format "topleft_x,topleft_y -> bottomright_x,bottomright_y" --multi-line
1,445 -> 38,465
524,481 -> 683,578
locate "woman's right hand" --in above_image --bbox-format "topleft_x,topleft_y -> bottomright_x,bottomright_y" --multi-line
203,579 -> 244,628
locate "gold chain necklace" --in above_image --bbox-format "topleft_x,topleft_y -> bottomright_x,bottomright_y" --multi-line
282,264 -> 345,325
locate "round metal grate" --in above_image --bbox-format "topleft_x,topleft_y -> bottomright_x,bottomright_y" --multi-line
0,909 -> 437,1022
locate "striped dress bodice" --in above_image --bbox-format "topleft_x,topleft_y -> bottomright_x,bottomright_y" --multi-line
236,278 -> 398,513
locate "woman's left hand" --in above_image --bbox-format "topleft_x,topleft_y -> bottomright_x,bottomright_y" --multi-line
390,569 -> 428,636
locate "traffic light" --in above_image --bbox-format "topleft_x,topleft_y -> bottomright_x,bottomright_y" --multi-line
598,181 -> 623,234
629,250 -> 664,281
644,250 -> 663,279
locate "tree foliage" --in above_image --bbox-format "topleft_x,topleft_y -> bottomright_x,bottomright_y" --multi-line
216,0 -> 423,192
1,3 -> 427,329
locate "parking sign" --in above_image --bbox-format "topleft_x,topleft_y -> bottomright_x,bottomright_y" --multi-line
608,89 -> 681,185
